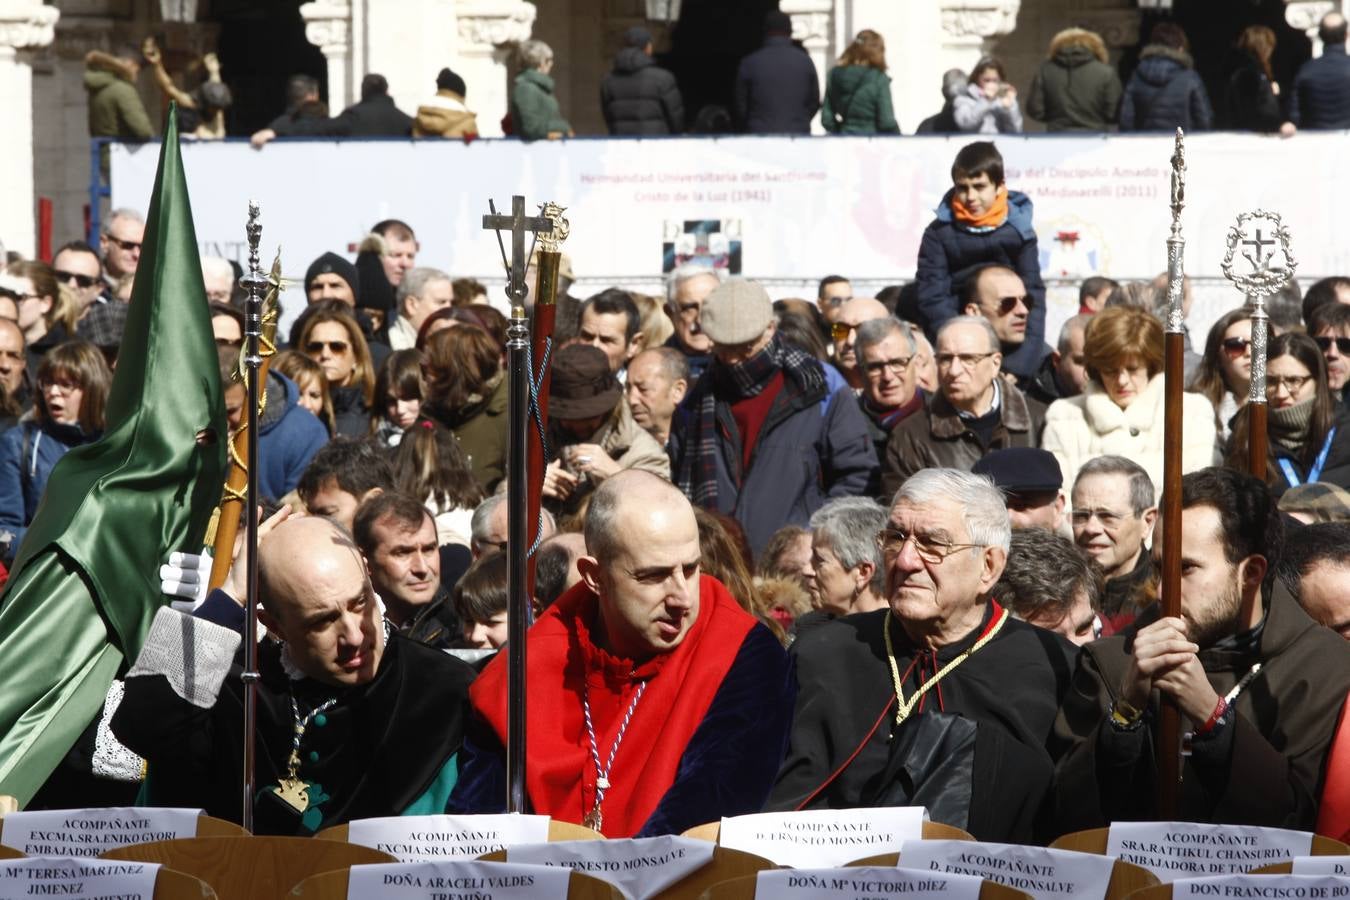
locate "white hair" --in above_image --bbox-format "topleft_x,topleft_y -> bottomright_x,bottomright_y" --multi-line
893,468 -> 1011,553
665,263 -> 722,305
935,314 -> 1000,353
199,256 -> 235,288
104,208 -> 144,234
809,496 -> 888,592
518,40 -> 554,70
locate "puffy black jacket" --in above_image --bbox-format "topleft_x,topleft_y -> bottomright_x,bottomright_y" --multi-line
600,48 -> 684,135
734,36 -> 820,134
1119,45 -> 1213,132
1290,44 -> 1350,129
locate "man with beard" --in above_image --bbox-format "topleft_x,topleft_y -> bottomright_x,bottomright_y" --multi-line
1054,467 -> 1350,829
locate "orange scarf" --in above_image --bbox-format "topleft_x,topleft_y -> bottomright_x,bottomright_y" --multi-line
951,185 -> 1009,230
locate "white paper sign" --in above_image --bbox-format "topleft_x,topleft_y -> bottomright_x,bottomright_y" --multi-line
898,839 -> 1116,900
346,861 -> 571,900
1294,859 -> 1350,876
507,836 -> 715,900
1106,822 -> 1313,882
0,858 -> 160,900
346,814 -> 551,862
719,807 -> 927,868
756,865 -> 984,900
1173,874 -> 1350,899
0,807 -> 203,857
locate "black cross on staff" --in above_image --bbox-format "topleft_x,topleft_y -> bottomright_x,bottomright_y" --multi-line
483,196 -> 552,306
1242,228 -> 1277,273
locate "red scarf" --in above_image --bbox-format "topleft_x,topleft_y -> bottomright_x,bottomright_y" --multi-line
470,575 -> 756,837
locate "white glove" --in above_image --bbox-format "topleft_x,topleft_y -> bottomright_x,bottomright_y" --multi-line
161,551 -> 212,613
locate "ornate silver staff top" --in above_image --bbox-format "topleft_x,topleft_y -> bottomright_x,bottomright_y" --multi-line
1221,210 -> 1297,405
1164,129 -> 1187,334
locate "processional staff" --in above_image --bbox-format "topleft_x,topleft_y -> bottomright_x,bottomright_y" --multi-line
1158,129 -> 1187,818
1221,209 -> 1297,480
481,196 -> 560,814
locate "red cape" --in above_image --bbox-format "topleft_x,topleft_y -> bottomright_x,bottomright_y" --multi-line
470,574 -> 755,836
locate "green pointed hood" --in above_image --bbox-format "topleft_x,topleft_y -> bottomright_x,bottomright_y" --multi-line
6,105 -> 227,654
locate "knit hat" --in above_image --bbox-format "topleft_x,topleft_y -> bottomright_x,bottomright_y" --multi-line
623,26 -> 653,49
699,278 -> 773,346
304,252 -> 360,304
972,447 -> 1063,494
436,67 -> 467,97
550,343 -> 622,419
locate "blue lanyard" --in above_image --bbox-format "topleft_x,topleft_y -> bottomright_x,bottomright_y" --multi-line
1279,426 -> 1337,487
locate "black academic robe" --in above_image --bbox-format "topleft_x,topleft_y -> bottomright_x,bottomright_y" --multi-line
113,606 -> 475,835
1052,583 -> 1350,832
768,602 -> 1077,844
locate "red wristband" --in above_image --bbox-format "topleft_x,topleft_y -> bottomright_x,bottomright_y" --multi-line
1195,697 -> 1228,737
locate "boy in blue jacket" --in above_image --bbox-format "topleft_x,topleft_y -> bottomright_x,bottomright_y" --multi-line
915,140 -> 1047,380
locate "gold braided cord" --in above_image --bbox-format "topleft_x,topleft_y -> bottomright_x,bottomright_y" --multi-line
220,249 -> 284,506
883,606 -> 1010,725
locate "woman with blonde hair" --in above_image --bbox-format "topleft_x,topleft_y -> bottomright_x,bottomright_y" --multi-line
1,260 -> 78,354
1041,306 -> 1216,492
272,349 -> 334,435
822,29 -> 899,134
297,308 -> 375,437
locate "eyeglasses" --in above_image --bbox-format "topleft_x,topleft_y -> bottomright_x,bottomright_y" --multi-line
1267,374 -> 1313,395
55,270 -> 99,289
864,356 -> 913,377
1221,337 -> 1253,356
936,351 -> 997,370
822,295 -> 853,308
40,378 -> 80,394
994,294 -> 1032,315
1070,508 -> 1132,528
876,526 -> 983,564
1315,335 -> 1350,356
106,236 -> 141,252
306,340 -> 350,355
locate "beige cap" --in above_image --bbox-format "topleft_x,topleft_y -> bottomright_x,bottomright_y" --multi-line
699,278 -> 773,345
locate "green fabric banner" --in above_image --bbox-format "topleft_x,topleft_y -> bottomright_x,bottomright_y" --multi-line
0,106 -> 226,806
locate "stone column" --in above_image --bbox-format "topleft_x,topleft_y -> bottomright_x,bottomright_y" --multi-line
1286,0 -> 1343,58
938,0 -> 1021,68
0,0 -> 58,257
781,0 -> 833,134
455,1 -> 536,138
300,0 -> 352,112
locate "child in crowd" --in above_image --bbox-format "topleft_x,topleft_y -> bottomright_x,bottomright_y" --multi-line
453,551 -> 509,649
392,417 -> 484,547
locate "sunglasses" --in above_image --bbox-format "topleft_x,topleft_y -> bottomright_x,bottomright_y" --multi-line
106,237 -> 141,252
306,340 -> 350,354
994,294 -> 1032,315
830,322 -> 856,341
55,270 -> 99,289
1315,335 -> 1350,355
1221,337 -> 1252,355
0,287 -> 39,303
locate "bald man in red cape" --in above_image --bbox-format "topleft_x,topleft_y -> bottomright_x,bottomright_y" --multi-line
449,471 -> 794,837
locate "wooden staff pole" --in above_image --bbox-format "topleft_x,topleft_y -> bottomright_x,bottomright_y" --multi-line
528,241 -> 562,595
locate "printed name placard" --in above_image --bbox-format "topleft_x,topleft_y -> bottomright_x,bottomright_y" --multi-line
0,858 -> 160,900
1294,859 -> 1350,876
898,839 -> 1117,900
0,807 -> 203,857
346,861 -> 571,900
1106,822 -> 1313,882
756,865 -> 984,900
347,814 -> 551,862
507,836 -> 715,899
1173,874 -> 1350,898
719,806 -> 927,868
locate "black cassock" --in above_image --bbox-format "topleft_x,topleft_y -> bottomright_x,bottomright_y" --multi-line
769,603 -> 1077,844
113,603 -> 475,835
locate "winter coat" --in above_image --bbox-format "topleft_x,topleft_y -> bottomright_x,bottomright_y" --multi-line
734,36 -> 821,134
881,384 -> 1043,499
600,48 -> 684,135
1119,44 -> 1214,132
510,69 -> 571,141
330,384 -> 371,439
547,400 -> 671,516
427,374 -> 509,494
671,359 -> 877,557
256,372 -> 329,502
1224,51 -> 1282,132
915,189 -> 1047,379
334,94 -> 413,137
1289,44 -> 1350,129
84,60 -> 153,141
1026,29 -> 1122,131
1040,374 -> 1216,499
821,65 -> 898,134
953,83 -> 1024,134
1266,406 -> 1350,499
413,90 -> 479,138
0,416 -> 101,558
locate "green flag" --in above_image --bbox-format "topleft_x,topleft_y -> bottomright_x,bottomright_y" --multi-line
0,106 -> 226,805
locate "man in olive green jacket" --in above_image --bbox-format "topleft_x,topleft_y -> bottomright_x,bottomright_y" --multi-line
85,47 -> 154,142
1026,28 -> 1122,132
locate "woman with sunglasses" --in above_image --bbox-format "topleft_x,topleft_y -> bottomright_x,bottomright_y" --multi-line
0,340 -> 110,560
1227,332 -> 1350,497
1189,307 -> 1263,442
1042,306 -> 1216,495
297,308 -> 375,438
1,261 -> 78,365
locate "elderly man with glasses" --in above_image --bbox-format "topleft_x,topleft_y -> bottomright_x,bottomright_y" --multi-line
769,467 -> 1077,843
881,315 -> 1045,498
